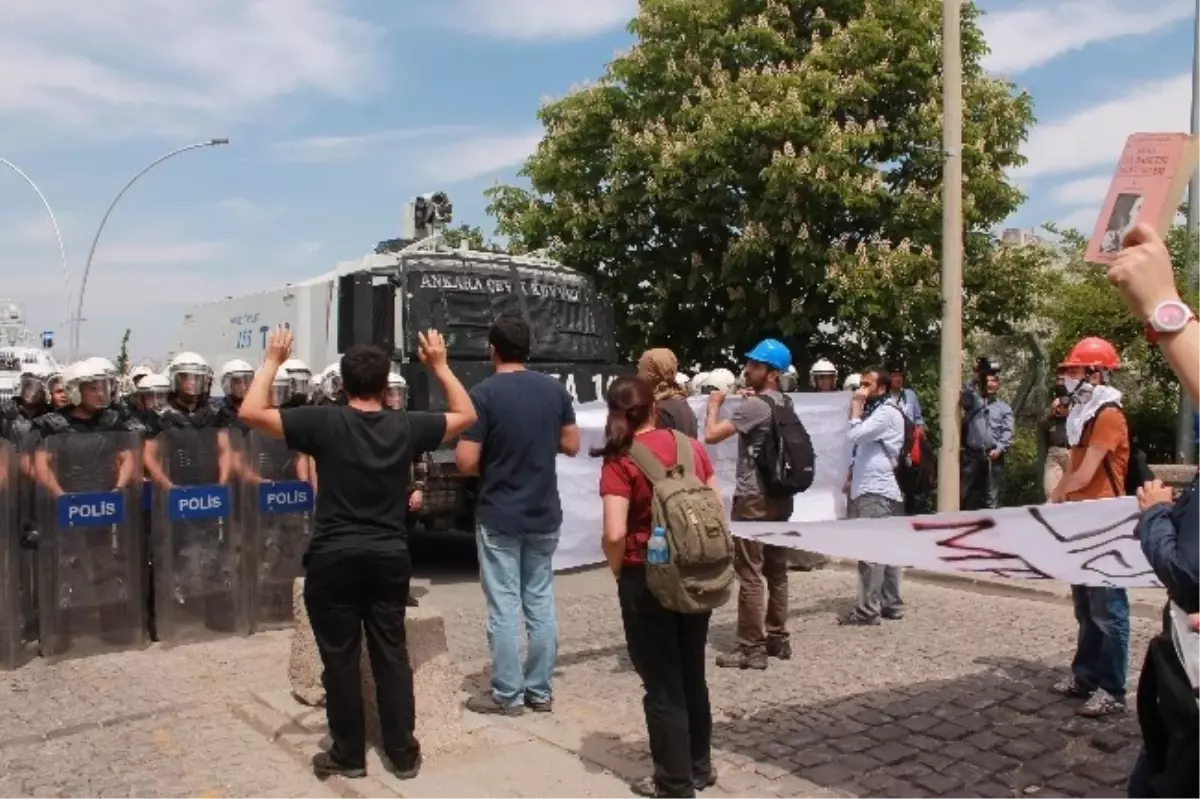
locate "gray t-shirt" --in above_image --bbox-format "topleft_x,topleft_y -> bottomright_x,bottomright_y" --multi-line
731,390 -> 787,498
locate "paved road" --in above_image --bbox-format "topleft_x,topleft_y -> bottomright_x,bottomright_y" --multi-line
0,541 -> 1157,797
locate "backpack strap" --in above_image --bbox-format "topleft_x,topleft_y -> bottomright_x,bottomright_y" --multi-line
629,431 -> 693,484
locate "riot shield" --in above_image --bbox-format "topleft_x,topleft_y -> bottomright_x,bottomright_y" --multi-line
33,432 -> 147,661
240,432 -> 313,632
150,427 -> 249,644
0,438 -> 37,669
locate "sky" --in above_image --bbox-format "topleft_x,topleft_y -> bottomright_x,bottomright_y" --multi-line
0,0 -> 1194,361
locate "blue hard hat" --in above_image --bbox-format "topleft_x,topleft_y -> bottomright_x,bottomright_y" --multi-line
745,338 -> 792,372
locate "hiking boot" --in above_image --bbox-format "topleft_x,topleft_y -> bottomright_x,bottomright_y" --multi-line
765,638 -> 792,660
1052,675 -> 1094,699
694,767 -> 718,791
311,751 -> 366,779
881,607 -> 905,621
837,611 -> 881,626
715,649 -> 768,670
465,691 -> 524,716
1078,689 -> 1125,717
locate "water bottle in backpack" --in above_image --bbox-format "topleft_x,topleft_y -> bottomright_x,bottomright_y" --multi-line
646,526 -> 669,565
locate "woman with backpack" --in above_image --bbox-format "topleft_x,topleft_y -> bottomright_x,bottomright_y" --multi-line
595,376 -> 725,798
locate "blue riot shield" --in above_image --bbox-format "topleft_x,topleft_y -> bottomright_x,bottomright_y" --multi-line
240,432 -> 313,632
150,427 -> 248,644
34,432 -> 147,661
0,438 -> 36,669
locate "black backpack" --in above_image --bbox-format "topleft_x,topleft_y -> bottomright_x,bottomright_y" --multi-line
1084,402 -> 1152,496
755,394 -> 815,496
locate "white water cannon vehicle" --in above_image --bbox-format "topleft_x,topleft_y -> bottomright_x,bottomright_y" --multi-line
0,301 -> 61,400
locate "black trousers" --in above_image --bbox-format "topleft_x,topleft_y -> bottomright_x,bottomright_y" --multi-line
304,549 -> 419,769
618,567 -> 712,798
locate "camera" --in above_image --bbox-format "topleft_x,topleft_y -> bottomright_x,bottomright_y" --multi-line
1054,383 -> 1069,399
975,356 -> 999,376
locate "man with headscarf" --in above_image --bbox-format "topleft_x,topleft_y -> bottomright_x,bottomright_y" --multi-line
636,348 -> 698,438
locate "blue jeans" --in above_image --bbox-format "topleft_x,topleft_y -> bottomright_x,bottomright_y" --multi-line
476,525 -> 559,707
1070,585 -> 1130,699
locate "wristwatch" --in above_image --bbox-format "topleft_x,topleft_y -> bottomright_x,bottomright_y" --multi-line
1144,299 -> 1198,344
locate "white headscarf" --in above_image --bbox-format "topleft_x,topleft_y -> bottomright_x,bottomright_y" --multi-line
1066,384 -> 1124,446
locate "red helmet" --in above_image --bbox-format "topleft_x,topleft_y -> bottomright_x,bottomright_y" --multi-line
1060,337 -> 1120,370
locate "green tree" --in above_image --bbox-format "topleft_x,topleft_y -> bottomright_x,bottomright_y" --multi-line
440,224 -> 505,253
116,328 -> 131,375
487,0 -> 1052,371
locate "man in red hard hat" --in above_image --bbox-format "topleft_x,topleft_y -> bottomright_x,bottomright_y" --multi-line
1049,336 -> 1131,718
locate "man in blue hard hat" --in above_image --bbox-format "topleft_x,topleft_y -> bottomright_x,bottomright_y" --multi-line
705,338 -> 804,670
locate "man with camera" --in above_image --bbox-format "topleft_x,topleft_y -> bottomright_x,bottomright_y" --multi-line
1039,369 -> 1071,500
960,357 -> 1014,511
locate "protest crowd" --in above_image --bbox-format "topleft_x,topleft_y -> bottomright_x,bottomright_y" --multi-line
0,224 -> 1196,799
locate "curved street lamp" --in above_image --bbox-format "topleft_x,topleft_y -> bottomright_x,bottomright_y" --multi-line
70,138 -> 230,359
0,157 -> 72,343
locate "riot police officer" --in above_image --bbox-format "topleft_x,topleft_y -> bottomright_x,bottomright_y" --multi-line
0,367 -> 51,445
281,358 -> 313,408
26,358 -> 144,653
215,359 -> 255,432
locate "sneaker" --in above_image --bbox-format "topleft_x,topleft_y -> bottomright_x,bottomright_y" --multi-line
311,751 -> 366,779
1052,675 -> 1094,699
715,649 -> 768,670
525,695 -> 553,713
765,638 -> 792,660
837,611 -> 881,626
1078,689 -> 1125,717
465,691 -> 524,717
881,607 -> 905,621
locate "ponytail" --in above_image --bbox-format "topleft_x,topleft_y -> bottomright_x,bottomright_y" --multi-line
590,376 -> 655,458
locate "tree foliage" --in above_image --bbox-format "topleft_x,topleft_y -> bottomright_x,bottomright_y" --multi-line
439,224 -> 505,253
116,328 -> 131,375
488,0 -> 1052,373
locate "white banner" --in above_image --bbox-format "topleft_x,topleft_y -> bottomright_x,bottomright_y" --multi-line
554,392 -> 853,571
552,391 -> 1162,589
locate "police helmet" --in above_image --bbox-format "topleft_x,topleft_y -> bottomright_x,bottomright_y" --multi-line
168,351 -> 213,397
219,358 -> 255,397
385,371 -> 407,410
63,359 -> 114,409
281,358 -> 312,397
699,368 -> 737,394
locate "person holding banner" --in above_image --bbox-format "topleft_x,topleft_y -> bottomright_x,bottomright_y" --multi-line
1049,336 -> 1131,718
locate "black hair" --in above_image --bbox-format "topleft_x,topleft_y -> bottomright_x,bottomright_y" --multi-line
340,345 -> 390,398
862,365 -> 889,389
488,314 -> 531,364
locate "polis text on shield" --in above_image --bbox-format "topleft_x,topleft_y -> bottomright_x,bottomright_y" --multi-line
258,481 -> 314,514
57,490 -> 126,528
168,484 -> 231,522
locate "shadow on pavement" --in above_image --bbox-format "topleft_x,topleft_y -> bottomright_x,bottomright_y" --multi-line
586,656 -> 1139,798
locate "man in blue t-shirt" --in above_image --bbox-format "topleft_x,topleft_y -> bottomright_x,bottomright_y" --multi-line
455,315 -> 580,716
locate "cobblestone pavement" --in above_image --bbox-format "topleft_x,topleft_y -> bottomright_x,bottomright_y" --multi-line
0,558 -> 1158,798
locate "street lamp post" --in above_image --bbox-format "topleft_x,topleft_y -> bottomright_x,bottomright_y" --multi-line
936,0 -> 965,512
0,158 -> 72,342
70,138 -> 230,359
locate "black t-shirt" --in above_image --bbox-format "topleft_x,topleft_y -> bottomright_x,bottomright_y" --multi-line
462,370 -> 576,536
282,405 -> 445,554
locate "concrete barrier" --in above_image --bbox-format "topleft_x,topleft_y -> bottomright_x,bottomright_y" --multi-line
289,578 -> 466,754
1150,463 -> 1198,490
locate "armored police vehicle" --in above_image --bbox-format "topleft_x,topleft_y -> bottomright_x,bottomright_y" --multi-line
172,194 -> 624,534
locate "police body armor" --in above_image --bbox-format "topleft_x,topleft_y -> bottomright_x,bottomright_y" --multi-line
242,433 -> 312,631
149,403 -> 248,644
32,424 -> 146,661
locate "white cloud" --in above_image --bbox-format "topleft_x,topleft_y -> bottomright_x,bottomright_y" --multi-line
419,130 -> 542,184
0,0 -> 381,138
1051,175 -> 1114,207
92,240 -> 228,266
1018,73 -> 1192,183
453,0 -> 635,40
1055,207 -> 1104,235
272,126 -> 474,162
980,0 -> 1194,74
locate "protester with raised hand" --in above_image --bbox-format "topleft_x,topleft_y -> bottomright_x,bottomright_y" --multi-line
1104,223 -> 1198,798
239,326 -> 475,783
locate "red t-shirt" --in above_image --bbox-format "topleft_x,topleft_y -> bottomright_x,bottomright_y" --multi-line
599,429 -> 715,566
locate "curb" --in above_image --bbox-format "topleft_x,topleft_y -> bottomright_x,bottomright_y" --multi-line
817,558 -> 1163,621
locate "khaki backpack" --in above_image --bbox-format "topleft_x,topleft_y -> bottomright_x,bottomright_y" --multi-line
628,431 -> 734,614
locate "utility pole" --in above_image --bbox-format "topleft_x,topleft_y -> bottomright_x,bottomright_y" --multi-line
936,0 -> 965,512
1178,0 -> 1199,464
